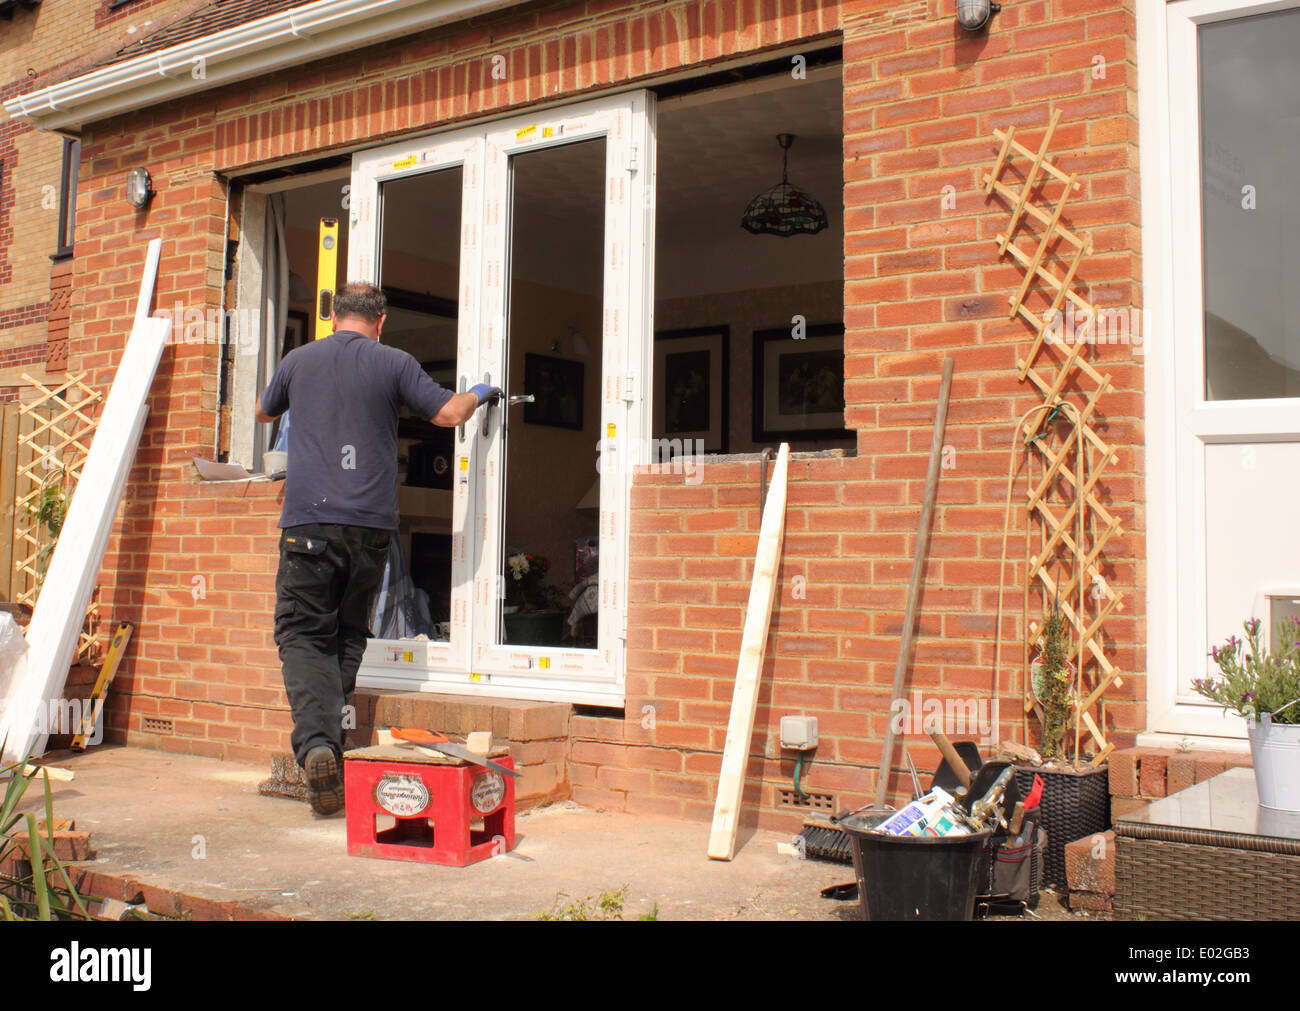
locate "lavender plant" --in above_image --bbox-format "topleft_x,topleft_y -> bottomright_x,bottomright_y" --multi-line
1192,616 -> 1300,725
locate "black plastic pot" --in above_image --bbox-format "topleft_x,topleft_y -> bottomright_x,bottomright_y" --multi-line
839,813 -> 993,921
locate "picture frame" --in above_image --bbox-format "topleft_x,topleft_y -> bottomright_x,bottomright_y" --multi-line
282,310 -> 309,358
523,353 -> 584,430
752,324 -> 851,442
653,326 -> 729,454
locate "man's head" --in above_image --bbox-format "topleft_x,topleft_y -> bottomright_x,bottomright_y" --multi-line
330,282 -> 387,339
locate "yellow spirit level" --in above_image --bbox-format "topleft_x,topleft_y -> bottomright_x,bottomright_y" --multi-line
314,216 -> 339,340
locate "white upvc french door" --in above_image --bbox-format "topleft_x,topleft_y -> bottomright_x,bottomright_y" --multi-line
1142,0 -> 1300,740
348,129 -> 485,680
345,91 -> 656,704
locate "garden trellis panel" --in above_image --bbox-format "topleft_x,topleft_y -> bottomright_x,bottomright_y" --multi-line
983,110 -> 1125,765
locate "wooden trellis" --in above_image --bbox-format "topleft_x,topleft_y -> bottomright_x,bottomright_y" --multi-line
13,371 -> 105,660
983,110 -> 1124,766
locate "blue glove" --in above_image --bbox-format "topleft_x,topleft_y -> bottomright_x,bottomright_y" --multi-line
469,384 -> 504,407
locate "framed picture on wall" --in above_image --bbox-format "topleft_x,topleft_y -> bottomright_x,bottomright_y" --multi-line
282,310 -> 309,358
523,353 -> 584,430
752,324 -> 850,442
653,326 -> 729,454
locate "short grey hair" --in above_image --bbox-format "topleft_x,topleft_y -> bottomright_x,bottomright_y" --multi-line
332,282 -> 387,323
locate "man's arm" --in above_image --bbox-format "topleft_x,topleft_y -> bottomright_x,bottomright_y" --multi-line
256,405 -> 277,424
431,391 -> 481,427
431,383 -> 503,427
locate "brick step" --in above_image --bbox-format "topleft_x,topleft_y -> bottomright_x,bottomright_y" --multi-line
260,691 -> 573,810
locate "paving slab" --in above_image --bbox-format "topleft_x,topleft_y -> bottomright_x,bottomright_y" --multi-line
16,746 -> 859,921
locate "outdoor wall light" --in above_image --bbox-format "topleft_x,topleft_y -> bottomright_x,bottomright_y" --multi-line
125,167 -> 153,209
956,0 -> 1001,31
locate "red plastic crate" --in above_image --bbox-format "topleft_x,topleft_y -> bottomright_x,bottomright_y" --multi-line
344,746 -> 515,867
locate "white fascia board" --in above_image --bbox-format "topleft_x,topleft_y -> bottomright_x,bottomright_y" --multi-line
6,0 -> 529,134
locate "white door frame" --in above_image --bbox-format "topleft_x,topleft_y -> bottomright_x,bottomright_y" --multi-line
1138,0 -> 1300,746
345,92 -> 656,705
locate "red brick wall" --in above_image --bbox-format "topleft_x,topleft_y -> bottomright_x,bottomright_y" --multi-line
574,0 -> 1146,832
71,0 -> 846,760
64,0 -> 1145,831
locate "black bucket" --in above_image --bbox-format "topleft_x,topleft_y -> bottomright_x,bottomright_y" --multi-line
839,812 -> 993,921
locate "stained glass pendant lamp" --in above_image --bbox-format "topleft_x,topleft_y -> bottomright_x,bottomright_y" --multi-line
740,133 -> 828,237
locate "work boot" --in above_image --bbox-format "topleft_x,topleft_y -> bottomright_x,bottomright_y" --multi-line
303,746 -> 344,816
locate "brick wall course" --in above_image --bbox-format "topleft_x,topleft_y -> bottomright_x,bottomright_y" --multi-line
11,0 -> 1162,834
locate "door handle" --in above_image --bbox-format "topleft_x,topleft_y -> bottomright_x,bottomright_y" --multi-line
508,394 -> 535,407
457,375 -> 468,444
481,372 -> 493,439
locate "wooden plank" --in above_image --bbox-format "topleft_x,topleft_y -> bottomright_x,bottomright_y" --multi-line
707,443 -> 789,861
0,240 -> 166,767
874,357 -> 955,810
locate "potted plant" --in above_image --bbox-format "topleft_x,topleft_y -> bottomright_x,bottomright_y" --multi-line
1192,616 -> 1300,812
1010,597 -> 1109,889
1030,601 -> 1073,762
502,551 -> 568,645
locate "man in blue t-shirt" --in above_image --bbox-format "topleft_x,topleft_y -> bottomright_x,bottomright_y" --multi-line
257,282 -> 500,816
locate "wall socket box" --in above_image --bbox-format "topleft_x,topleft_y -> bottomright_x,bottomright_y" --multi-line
779,715 -> 818,750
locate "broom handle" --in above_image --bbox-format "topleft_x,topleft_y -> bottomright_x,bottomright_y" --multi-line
874,356 -> 955,810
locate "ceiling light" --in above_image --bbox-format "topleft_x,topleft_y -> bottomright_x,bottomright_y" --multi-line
740,134 -> 828,238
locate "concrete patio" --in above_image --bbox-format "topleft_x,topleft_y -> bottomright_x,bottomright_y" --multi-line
16,745 -> 864,920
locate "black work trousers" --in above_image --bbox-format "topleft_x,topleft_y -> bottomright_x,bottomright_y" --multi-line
273,523 -> 390,765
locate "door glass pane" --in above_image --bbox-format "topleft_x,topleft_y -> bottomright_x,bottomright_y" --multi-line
1199,8 -> 1300,400
500,138 -> 606,648
376,166 -> 462,641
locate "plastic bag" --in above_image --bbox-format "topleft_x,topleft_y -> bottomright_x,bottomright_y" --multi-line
0,611 -> 28,714
370,537 -> 434,640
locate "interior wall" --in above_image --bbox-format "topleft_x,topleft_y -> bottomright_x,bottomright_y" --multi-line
654,279 -> 848,454
503,279 -> 603,595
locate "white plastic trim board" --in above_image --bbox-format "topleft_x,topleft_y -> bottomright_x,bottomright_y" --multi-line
0,240 -> 168,767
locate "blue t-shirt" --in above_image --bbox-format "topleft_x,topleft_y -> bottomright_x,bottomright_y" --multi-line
259,330 -> 454,530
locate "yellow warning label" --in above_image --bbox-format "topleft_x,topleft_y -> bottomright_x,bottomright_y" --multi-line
459,456 -> 469,471
393,155 -> 417,171
542,126 -> 554,138
538,657 -> 551,670
606,423 -> 616,438
470,672 -> 483,683
515,125 -> 537,141
403,651 -> 413,663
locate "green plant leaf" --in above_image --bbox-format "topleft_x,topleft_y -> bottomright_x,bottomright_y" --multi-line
23,812 -> 50,921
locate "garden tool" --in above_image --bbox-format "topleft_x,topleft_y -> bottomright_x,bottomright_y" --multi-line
964,764 -> 1015,830
388,726 -> 521,778
927,726 -> 973,791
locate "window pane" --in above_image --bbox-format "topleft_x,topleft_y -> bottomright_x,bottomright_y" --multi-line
1199,8 -> 1300,400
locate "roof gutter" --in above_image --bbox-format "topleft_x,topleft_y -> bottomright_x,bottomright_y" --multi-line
6,0 -> 530,133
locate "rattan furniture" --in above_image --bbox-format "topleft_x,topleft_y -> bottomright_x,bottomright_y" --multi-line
1114,768 -> 1300,920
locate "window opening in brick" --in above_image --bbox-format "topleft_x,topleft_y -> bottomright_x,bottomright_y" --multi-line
653,63 -> 850,456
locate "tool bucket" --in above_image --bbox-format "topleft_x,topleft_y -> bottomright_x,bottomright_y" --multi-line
839,813 -> 993,921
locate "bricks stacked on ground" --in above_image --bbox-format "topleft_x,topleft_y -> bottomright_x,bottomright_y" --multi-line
38,0 -> 1146,834
1064,828 -> 1114,912
1108,746 -> 1253,818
